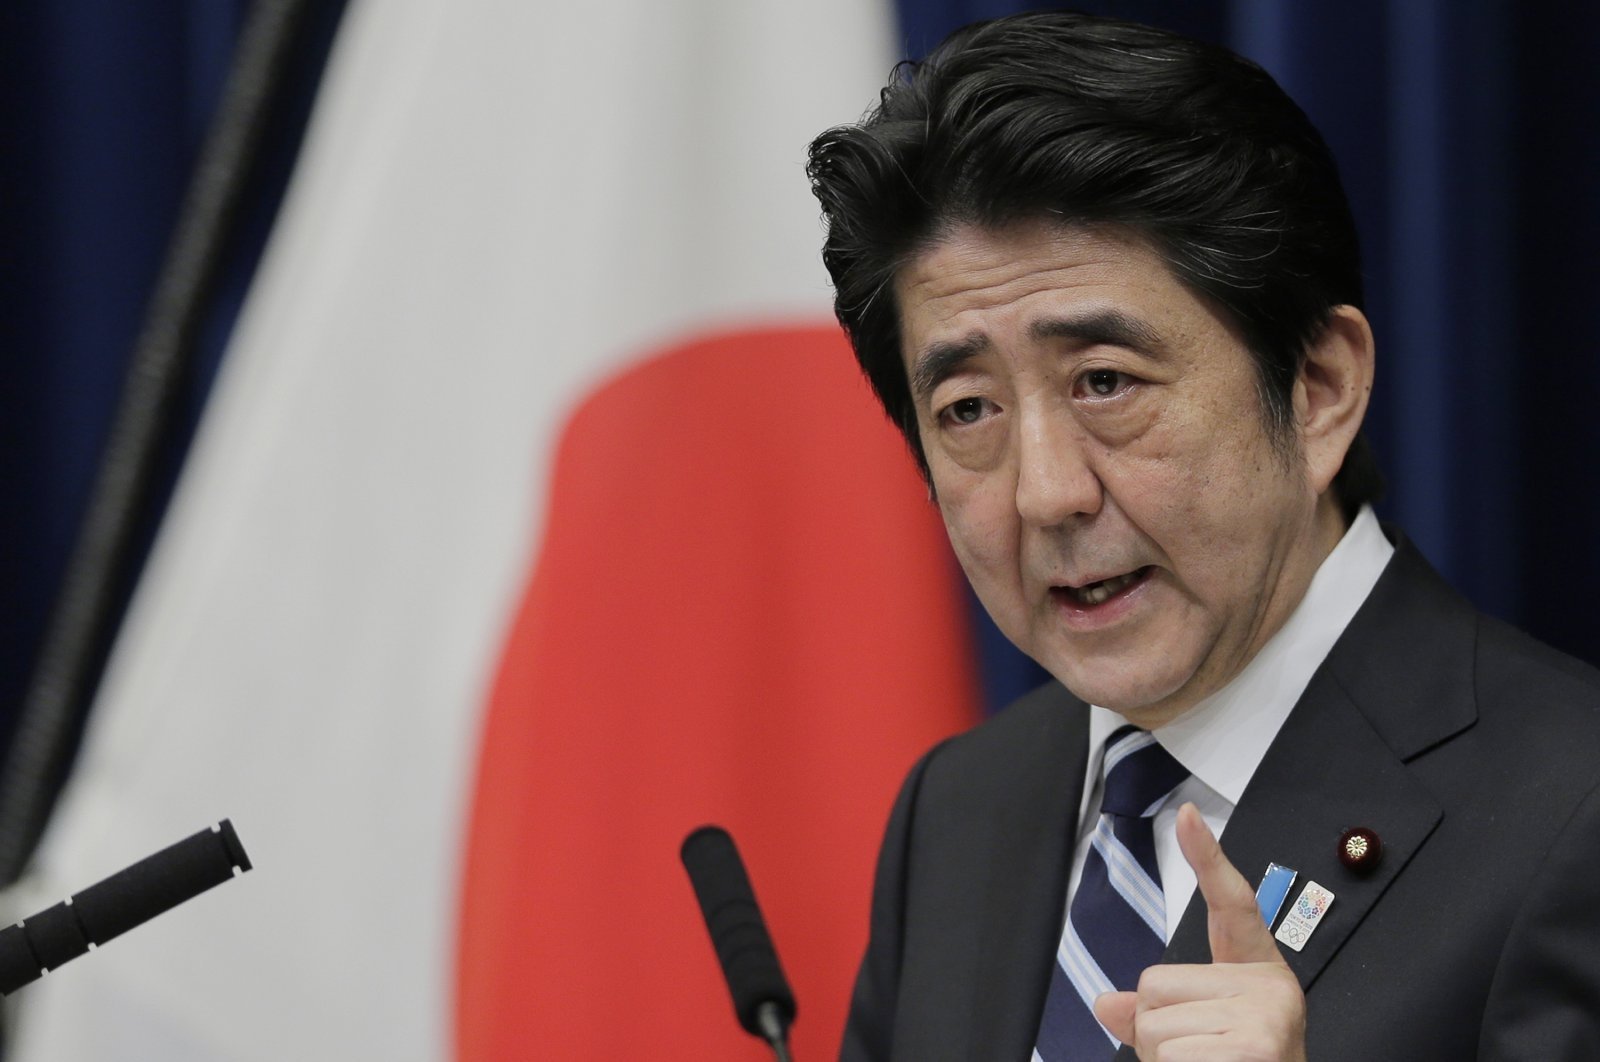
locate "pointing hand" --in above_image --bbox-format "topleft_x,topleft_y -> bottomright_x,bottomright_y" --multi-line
1093,803 -> 1307,1061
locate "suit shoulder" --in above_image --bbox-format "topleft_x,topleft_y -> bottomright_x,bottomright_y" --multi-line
1341,541 -> 1600,758
1460,613 -> 1600,808
1476,612 -> 1600,726
926,681 -> 1081,763
1472,610 -> 1600,694
912,681 -> 1085,803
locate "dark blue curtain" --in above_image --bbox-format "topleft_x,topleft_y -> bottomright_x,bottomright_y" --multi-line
0,3 -> 249,741
0,0 -> 344,781
5,0 -> 1599,742
894,0 -> 1600,710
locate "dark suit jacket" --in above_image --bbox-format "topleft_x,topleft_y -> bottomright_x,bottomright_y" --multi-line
841,541 -> 1600,1060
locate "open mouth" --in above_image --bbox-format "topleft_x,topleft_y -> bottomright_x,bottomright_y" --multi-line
1057,566 -> 1153,607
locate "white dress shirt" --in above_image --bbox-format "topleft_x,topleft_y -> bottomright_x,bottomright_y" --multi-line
1064,506 -> 1395,938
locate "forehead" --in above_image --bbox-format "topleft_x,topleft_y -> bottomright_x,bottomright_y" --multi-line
893,220 -> 1220,381
897,221 -> 1173,325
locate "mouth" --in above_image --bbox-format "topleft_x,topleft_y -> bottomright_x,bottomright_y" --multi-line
1054,565 -> 1154,607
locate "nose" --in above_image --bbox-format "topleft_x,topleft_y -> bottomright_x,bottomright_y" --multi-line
1014,409 -> 1103,528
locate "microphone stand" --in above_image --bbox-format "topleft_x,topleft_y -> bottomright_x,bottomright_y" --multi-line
756,1000 -> 794,1062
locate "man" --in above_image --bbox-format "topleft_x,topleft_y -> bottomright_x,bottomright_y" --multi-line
807,11 -> 1600,1061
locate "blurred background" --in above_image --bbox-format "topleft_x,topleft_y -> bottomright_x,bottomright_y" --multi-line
2,0 -> 1597,1059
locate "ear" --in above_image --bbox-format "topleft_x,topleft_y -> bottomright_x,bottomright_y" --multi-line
1295,304 -> 1375,496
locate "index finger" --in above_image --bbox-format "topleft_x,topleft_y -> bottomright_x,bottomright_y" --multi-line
1176,801 -> 1285,965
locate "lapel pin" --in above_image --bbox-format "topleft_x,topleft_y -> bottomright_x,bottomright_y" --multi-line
1254,863 -> 1298,927
1274,881 -> 1335,952
1338,826 -> 1383,874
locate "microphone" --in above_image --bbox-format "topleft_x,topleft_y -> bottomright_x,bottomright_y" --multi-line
0,818 -> 252,994
680,825 -> 797,1061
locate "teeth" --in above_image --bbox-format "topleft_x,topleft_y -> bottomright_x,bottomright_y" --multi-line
1073,568 -> 1141,605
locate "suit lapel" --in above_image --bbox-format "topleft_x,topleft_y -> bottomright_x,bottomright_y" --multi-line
969,692 -> 1090,1059
1161,541 -> 1474,990
1161,672 -> 1443,989
1116,541 -> 1476,1061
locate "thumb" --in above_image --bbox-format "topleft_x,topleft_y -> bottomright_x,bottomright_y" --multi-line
1176,802 -> 1284,965
1093,991 -> 1138,1046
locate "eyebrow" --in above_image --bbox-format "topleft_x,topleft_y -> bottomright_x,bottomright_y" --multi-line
907,308 -> 1166,401
1029,309 -> 1165,355
909,333 -> 989,402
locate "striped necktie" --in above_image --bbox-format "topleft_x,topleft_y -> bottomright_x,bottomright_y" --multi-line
1033,725 -> 1190,1060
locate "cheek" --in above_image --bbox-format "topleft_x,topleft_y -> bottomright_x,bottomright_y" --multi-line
938,495 -> 999,569
1150,393 -> 1279,504
1140,455 -> 1302,610
935,480 -> 1022,588
1105,424 -> 1275,572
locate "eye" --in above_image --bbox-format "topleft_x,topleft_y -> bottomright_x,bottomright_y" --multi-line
1081,369 -> 1127,397
939,395 -> 994,426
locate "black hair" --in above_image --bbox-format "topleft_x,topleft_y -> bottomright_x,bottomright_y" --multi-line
806,10 -> 1381,513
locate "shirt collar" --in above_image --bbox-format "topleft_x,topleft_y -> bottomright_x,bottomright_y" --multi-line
1086,505 -> 1394,804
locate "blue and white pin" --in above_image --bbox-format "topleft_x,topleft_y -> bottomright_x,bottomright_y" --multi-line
1255,863 -> 1336,951
1273,881 -> 1336,952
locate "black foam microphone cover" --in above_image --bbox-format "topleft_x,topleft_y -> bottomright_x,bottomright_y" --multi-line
0,819 -> 252,994
680,825 -> 796,1040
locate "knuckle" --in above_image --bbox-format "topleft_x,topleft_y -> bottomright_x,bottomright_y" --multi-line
1220,875 -> 1256,908
1211,921 -> 1252,957
1268,969 -> 1306,1006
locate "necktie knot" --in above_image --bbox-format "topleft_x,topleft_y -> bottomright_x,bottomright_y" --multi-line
1099,725 -> 1189,818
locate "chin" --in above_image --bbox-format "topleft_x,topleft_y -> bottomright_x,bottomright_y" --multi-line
1048,658 -> 1192,720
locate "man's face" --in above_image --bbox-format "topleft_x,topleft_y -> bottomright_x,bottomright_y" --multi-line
897,221 -> 1339,727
